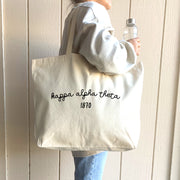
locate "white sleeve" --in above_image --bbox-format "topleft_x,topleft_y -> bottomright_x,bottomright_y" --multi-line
78,19 -> 137,75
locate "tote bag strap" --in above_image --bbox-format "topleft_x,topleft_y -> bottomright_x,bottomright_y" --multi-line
66,8 -> 78,55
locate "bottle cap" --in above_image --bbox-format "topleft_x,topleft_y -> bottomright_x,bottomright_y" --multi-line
126,18 -> 136,26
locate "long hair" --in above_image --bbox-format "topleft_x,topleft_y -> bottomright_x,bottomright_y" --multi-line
71,0 -> 85,4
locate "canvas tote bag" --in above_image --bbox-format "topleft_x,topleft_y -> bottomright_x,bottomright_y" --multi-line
31,9 -> 144,151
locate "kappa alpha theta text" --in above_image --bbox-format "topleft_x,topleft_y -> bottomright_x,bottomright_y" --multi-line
51,89 -> 121,102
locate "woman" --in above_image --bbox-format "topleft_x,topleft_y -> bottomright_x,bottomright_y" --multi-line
60,0 -> 141,179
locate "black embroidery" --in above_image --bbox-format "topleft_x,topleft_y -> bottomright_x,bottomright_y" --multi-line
51,89 -> 121,103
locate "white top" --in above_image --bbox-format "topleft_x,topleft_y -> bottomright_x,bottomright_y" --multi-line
59,1 -> 137,157
60,1 -> 137,75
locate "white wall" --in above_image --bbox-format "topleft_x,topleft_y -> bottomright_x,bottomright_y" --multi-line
0,0 -> 180,179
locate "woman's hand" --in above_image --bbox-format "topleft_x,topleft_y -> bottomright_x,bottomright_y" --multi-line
127,37 -> 141,56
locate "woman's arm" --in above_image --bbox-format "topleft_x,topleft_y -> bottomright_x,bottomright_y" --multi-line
77,15 -> 138,75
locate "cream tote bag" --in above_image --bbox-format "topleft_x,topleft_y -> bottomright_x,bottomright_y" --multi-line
31,9 -> 144,151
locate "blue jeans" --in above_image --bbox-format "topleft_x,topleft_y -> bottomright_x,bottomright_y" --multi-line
73,151 -> 108,180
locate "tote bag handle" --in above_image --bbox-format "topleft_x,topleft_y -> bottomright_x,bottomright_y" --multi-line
66,8 -> 78,55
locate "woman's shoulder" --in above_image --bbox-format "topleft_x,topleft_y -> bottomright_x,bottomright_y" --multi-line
73,1 -> 111,25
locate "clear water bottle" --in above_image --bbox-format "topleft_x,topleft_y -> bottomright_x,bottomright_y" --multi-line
123,18 -> 138,40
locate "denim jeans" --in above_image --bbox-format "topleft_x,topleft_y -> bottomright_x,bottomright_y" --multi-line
73,151 -> 108,180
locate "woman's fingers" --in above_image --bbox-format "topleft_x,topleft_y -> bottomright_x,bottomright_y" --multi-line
127,38 -> 141,56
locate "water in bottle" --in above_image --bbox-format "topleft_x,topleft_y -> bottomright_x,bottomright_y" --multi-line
123,18 -> 138,40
